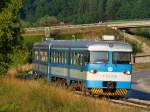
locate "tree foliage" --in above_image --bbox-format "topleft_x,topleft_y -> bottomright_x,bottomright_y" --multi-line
33,16 -> 57,27
20,0 -> 150,25
0,0 -> 23,75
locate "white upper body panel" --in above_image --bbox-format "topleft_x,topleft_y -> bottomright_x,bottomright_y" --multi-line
88,43 -> 132,52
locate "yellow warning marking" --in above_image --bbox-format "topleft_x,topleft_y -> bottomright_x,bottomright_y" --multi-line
90,89 -> 128,96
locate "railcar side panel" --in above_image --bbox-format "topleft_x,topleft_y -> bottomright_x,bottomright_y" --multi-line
51,66 -> 68,78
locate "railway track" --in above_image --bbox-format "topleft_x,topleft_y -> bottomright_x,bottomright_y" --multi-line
73,91 -> 150,111
110,98 -> 150,111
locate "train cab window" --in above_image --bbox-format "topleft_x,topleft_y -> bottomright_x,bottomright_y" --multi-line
113,52 -> 131,64
90,51 -> 108,63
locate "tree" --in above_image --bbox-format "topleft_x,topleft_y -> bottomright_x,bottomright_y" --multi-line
0,0 -> 9,12
105,0 -> 121,20
0,0 -> 23,75
97,0 -> 107,21
33,15 -> 57,27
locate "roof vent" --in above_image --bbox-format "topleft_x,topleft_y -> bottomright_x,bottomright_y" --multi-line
102,35 -> 115,41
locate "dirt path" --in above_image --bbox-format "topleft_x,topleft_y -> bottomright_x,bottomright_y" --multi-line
124,33 -> 150,55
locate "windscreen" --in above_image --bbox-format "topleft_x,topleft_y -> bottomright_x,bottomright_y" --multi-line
113,52 -> 131,64
90,51 -> 108,63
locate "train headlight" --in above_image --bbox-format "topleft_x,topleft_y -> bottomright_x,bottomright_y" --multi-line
123,71 -> 130,75
90,70 -> 97,74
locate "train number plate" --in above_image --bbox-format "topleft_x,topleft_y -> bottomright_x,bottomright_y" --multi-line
102,74 -> 117,79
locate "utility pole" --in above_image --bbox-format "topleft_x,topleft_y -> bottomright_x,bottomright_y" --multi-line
122,30 -> 126,43
45,27 -> 50,38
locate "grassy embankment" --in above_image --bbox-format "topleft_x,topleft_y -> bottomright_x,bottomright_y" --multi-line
0,76 -> 145,112
24,26 -> 122,40
128,28 -> 150,47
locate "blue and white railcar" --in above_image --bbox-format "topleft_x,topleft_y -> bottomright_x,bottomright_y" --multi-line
32,39 -> 132,96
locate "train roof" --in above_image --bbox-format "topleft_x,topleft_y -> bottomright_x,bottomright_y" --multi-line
34,39 -> 132,52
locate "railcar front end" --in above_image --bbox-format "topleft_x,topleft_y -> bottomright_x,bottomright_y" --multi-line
84,46 -> 132,96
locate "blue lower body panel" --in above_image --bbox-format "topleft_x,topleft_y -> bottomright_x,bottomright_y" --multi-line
84,80 -> 131,89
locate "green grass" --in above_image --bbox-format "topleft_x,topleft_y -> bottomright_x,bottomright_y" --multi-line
23,35 -> 44,48
0,78 -> 143,112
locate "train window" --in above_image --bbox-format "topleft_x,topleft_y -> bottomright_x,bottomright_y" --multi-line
39,51 -> 43,61
76,52 -> 81,65
90,51 -> 108,63
64,51 -> 67,64
83,52 -> 90,65
51,51 -> 56,64
62,51 -> 65,64
44,52 -> 48,62
34,51 -> 38,61
51,51 -> 53,63
80,52 -> 90,66
38,51 -> 48,62
57,51 -> 59,63
59,51 -> 63,64
55,51 -> 58,63
53,51 -> 56,63
113,52 -> 131,64
61,51 -> 66,64
51,50 -> 66,64
70,51 -> 90,66
59,51 -> 62,64
70,51 -> 79,66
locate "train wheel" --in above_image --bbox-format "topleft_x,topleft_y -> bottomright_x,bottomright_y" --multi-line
81,87 -> 89,96
70,82 -> 77,91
